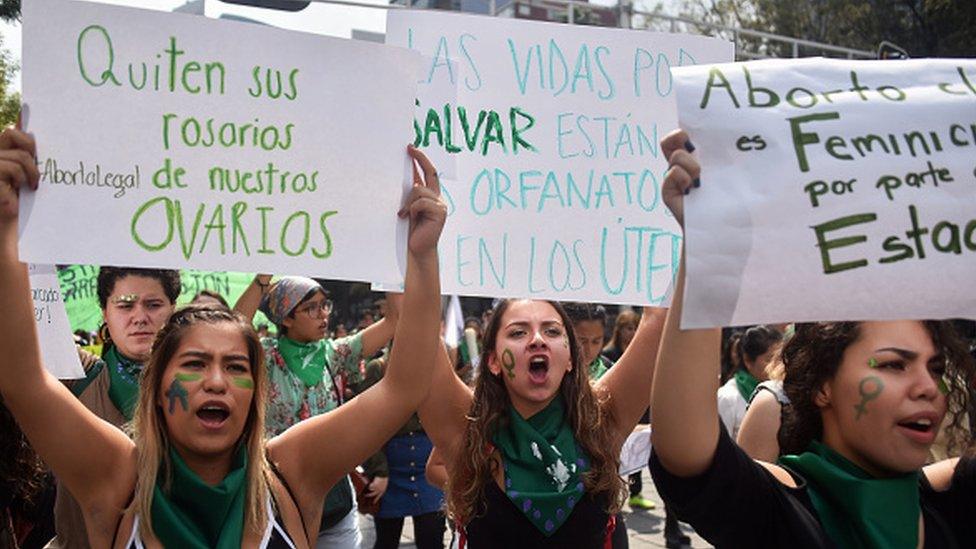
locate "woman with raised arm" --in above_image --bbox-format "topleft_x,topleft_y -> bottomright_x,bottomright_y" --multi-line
649,129 -> 976,548
0,130 -> 447,548
416,297 -> 667,545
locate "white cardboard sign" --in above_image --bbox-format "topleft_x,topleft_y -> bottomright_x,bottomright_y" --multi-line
673,58 -> 976,327
387,11 -> 733,305
29,264 -> 85,379
19,0 -> 420,282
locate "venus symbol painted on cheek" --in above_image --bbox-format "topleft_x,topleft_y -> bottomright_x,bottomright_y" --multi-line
854,375 -> 884,420
165,378 -> 189,414
502,349 -> 516,379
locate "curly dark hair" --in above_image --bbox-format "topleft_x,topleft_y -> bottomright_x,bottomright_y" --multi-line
97,266 -> 182,309
447,300 -> 626,524
0,396 -> 47,512
780,321 -> 975,457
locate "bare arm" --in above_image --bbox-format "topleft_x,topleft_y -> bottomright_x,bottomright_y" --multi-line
425,446 -> 449,490
594,306 -> 667,446
232,274 -> 271,322
417,342 -> 474,464
358,293 -> 401,360
0,129 -> 135,513
649,129 -> 724,478
268,146 -> 446,511
736,390 -> 783,463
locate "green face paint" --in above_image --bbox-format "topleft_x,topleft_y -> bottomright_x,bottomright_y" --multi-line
165,378 -> 189,414
854,375 -> 883,420
867,357 -> 878,368
174,372 -> 202,382
501,349 -> 516,379
232,377 -> 254,390
938,377 -> 949,395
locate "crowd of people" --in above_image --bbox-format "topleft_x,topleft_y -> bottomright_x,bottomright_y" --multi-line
0,122 -> 975,549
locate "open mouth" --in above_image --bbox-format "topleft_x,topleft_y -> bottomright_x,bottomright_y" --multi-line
897,418 -> 933,433
196,403 -> 230,428
528,355 -> 549,383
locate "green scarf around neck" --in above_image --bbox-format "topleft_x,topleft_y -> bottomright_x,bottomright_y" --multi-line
104,345 -> 143,420
779,440 -> 920,548
151,445 -> 248,549
492,397 -> 587,536
733,368 -> 760,402
277,336 -> 327,387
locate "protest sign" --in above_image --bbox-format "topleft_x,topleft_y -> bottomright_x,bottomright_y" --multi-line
386,11 -> 733,305
19,0 -> 419,282
58,265 -> 271,333
672,58 -> 976,327
618,425 -> 651,476
29,264 -> 84,379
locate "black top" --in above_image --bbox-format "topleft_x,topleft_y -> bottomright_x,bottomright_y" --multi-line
649,422 -> 976,548
464,482 -> 612,548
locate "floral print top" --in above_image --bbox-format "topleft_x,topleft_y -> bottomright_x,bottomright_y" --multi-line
263,333 -> 365,437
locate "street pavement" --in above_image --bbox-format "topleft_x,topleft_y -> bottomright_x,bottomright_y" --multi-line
359,467 -> 711,548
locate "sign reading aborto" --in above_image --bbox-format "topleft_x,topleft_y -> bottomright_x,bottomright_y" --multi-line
673,58 -> 976,328
19,0 -> 420,282
386,10 -> 733,306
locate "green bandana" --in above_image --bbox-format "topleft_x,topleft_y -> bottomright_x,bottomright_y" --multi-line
733,368 -> 760,402
587,356 -> 609,380
493,397 -> 587,536
104,345 -> 143,420
779,441 -> 920,548
151,446 -> 248,549
277,336 -> 327,388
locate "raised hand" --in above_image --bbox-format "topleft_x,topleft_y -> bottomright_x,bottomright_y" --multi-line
399,145 -> 447,257
660,129 -> 700,228
0,128 -> 40,223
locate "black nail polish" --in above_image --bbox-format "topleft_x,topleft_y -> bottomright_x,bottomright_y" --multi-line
684,140 -> 696,153
692,177 -> 701,188
684,187 -> 690,195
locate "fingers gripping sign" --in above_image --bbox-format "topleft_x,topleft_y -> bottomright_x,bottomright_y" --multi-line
400,145 -> 447,256
660,129 -> 701,228
0,128 -> 40,222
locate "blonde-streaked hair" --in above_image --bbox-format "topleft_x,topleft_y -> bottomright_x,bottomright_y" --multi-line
129,304 -> 272,541
447,299 -> 626,525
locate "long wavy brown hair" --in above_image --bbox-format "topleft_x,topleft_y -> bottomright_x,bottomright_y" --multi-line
780,321 -> 975,458
447,299 -> 626,524
130,304 -> 272,541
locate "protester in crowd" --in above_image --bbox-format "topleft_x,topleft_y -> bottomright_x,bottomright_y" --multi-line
191,289 -> 229,309
416,292 -> 667,546
649,129 -> 976,548
716,324 -> 782,439
602,309 -> 638,364
562,302 -> 631,549
736,349 -> 790,463
1,397 -> 55,549
719,329 -> 743,385
0,133 -> 447,547
360,348 -> 446,549
256,323 -> 271,340
53,264 -> 182,548
562,303 -> 612,381
234,276 -> 401,547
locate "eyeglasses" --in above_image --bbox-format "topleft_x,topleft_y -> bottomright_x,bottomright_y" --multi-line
296,299 -> 333,318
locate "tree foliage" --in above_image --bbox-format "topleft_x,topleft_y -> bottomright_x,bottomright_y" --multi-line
0,34 -> 19,128
0,0 -> 20,22
679,0 -> 976,58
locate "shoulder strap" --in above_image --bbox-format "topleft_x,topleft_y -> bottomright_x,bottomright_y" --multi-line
266,454 -> 310,537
